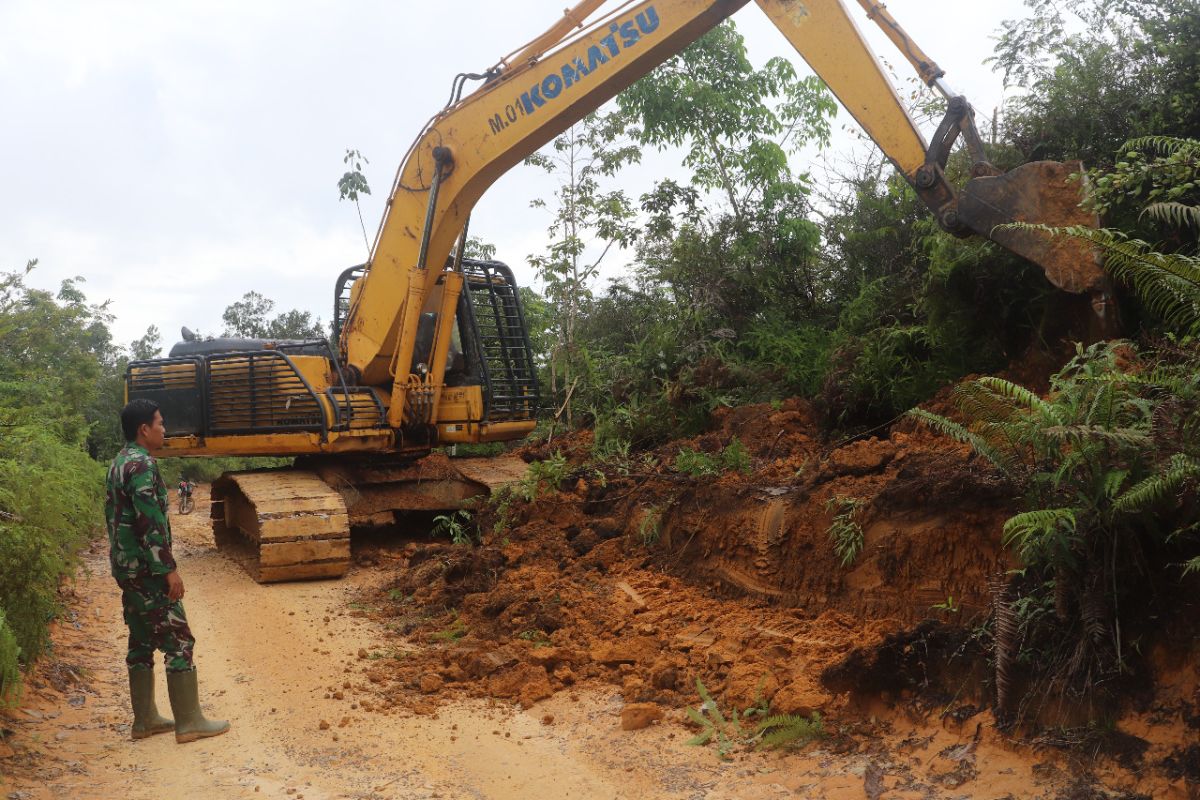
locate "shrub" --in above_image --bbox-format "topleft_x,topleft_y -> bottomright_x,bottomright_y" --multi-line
825,495 -> 865,567
0,420 -> 104,703
674,438 -> 753,477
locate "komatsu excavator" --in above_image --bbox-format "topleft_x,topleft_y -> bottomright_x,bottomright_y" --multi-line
127,0 -> 1107,582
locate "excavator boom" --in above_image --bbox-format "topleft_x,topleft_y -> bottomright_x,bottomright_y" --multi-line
342,0 -> 1105,419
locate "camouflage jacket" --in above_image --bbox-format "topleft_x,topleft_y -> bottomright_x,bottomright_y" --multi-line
105,443 -> 177,581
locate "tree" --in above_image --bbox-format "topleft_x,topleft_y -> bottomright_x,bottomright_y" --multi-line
992,0 -> 1200,167
617,20 -> 835,225
338,148 -> 373,257
613,20 -> 836,338
130,325 -> 162,360
525,113 -> 640,424
221,291 -> 326,340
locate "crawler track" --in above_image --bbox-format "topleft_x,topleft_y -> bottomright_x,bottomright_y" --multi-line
211,470 -> 351,582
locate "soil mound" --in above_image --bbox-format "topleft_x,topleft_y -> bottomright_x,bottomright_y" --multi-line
353,399 -> 1016,721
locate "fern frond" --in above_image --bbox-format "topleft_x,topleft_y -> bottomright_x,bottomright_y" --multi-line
1040,425 -> 1152,449
754,713 -> 824,750
954,380 -> 1023,426
905,408 -> 1009,471
1141,202 -> 1200,232
977,376 -> 1060,421
1114,454 -> 1200,512
1122,135 -> 1200,158
1003,508 -> 1079,563
1102,469 -> 1130,499
1002,224 -> 1200,336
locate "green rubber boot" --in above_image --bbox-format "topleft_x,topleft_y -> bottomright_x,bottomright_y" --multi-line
128,667 -> 174,740
166,669 -> 230,744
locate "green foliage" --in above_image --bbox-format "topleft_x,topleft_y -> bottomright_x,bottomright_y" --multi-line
429,613 -> 468,643
0,263 -> 112,700
487,485 -> 518,537
740,316 -> 832,397
482,452 -> 569,538
221,290 -> 327,340
1089,136 -> 1200,224
673,438 -> 752,477
909,334 -> 1200,696
1114,453 -> 1200,513
685,678 -> 817,760
618,20 -> 835,222
526,113 -> 641,424
754,712 -> 824,751
673,448 -> 717,478
338,147 -> 373,255
432,509 -> 475,546
129,325 -> 162,360
931,596 -> 961,614
992,0 -> 1200,166
516,629 -> 552,648
0,607 -> 20,705
684,678 -> 740,760
825,496 -> 865,567
721,438 -> 752,474
520,452 -> 569,501
637,506 -> 662,547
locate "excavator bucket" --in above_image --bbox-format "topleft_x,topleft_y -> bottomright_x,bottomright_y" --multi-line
956,160 -> 1106,294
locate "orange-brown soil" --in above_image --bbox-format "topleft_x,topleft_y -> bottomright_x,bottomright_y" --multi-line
350,399 -> 1198,798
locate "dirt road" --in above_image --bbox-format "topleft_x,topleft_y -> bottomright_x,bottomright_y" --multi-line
0,487 -> 884,800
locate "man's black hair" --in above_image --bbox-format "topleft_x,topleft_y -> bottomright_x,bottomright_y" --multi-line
121,398 -> 160,442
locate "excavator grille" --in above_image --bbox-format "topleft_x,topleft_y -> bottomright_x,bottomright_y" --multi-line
459,260 -> 540,422
128,349 -> 330,438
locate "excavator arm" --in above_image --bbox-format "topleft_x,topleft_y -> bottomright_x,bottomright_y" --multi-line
341,0 -> 1105,425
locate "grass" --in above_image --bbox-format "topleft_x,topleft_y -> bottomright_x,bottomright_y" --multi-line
429,612 -> 468,643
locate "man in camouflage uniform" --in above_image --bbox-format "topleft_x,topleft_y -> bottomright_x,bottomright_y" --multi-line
106,398 -> 229,743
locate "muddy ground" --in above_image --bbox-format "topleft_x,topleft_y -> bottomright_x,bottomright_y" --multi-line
1,400 -> 1197,798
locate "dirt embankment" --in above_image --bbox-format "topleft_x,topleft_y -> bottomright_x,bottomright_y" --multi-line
351,399 -> 1198,798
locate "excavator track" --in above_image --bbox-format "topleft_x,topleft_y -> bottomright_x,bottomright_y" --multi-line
210,455 -> 530,583
210,470 -> 351,583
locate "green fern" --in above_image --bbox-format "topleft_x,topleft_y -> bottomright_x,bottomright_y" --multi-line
905,408 -> 1008,471
1007,224 -> 1200,335
754,713 -> 824,750
685,678 -> 737,759
1040,425 -> 1152,449
1002,508 -> 1079,564
976,376 -> 1060,421
1142,201 -> 1200,232
1115,454 -> 1200,512
1122,135 -> 1200,157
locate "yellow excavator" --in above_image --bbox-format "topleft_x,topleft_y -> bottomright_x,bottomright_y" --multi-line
127,0 -> 1107,582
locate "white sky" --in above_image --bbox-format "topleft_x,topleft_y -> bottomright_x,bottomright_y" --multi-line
0,0 -> 1028,350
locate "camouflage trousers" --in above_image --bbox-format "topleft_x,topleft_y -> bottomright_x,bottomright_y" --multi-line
116,575 -> 195,673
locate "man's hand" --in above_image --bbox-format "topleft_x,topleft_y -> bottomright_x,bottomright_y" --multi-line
165,570 -> 185,602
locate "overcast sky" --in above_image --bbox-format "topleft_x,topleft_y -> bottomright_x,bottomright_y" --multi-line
0,0 -> 1028,350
